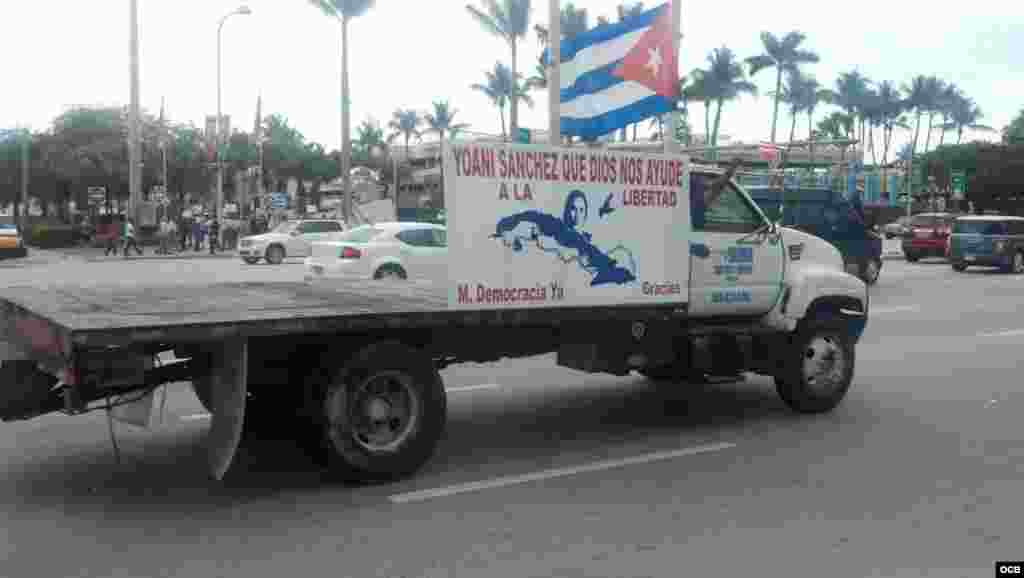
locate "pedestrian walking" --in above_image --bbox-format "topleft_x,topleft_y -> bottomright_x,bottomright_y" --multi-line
192,218 -> 202,252
157,217 -> 175,254
208,217 -> 221,254
122,219 -> 143,256
178,213 -> 191,252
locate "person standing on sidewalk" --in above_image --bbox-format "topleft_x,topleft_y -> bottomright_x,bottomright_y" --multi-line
103,216 -> 122,256
208,217 -> 221,254
166,217 -> 178,254
178,213 -> 190,252
122,219 -> 143,257
192,218 -> 202,252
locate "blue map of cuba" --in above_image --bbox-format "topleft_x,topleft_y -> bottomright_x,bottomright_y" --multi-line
489,190 -> 638,287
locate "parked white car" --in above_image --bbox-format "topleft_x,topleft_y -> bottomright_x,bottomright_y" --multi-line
304,222 -> 447,282
238,219 -> 347,265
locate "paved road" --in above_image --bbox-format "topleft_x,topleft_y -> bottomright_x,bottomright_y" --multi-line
0,255 -> 1021,578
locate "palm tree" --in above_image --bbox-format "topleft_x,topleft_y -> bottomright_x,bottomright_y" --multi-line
831,70 -> 872,150
705,47 -> 758,154
352,118 -> 386,161
387,109 -> 422,214
535,3 -> 589,41
466,0 -> 532,137
308,0 -> 376,222
902,74 -> 930,157
684,68 -> 714,148
471,61 -> 534,139
772,70 -> 806,147
425,100 -> 469,184
935,82 -> 962,148
795,75 -> 831,164
944,95 -> 994,144
875,80 -> 907,186
922,76 -> 946,153
745,31 -> 820,144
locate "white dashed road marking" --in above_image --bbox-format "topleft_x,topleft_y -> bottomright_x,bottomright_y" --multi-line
871,305 -> 921,315
389,441 -> 737,504
976,328 -> 1024,338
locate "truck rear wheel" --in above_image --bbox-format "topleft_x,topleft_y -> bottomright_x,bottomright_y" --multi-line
774,318 -> 855,414
320,342 -> 446,483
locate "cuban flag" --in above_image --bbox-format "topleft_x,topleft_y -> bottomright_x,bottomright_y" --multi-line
544,3 -> 679,140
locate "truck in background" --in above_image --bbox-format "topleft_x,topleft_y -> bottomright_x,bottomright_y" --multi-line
746,186 -> 884,285
0,144 -> 869,484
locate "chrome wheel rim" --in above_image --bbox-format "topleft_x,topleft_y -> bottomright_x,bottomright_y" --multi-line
801,335 -> 846,395
327,371 -> 419,454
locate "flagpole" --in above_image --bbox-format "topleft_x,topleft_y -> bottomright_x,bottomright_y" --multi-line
547,0 -> 561,147
664,0 -> 681,155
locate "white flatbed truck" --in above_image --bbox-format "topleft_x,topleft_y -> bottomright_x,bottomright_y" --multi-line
0,144 -> 868,482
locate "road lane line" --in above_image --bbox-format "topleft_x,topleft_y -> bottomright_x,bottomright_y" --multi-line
976,329 -> 1024,338
389,441 -> 737,504
871,305 -> 921,315
447,383 -> 501,393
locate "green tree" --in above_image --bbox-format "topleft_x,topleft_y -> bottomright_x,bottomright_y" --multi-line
704,46 -> 757,153
921,76 -> 946,153
934,82 -> 962,148
793,74 -> 831,163
745,31 -> 820,144
388,109 -> 423,210
1002,108 -> 1024,145
471,61 -> 534,139
831,70 -> 872,149
352,118 -> 386,164
945,95 -> 994,145
683,69 -> 714,148
262,113 -> 307,193
308,0 -> 377,220
466,0 -> 532,137
425,100 -> 469,184
902,74 -> 931,157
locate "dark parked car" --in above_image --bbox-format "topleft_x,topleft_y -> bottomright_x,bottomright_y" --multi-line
949,215 -> 1024,273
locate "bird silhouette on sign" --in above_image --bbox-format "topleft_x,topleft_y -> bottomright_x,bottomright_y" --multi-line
598,193 -> 616,218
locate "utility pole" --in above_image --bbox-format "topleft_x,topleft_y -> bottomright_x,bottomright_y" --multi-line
663,0 -> 681,156
19,127 -> 28,233
547,0 -> 560,147
129,0 -> 142,223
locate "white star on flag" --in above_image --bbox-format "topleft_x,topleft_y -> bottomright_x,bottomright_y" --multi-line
645,47 -> 663,77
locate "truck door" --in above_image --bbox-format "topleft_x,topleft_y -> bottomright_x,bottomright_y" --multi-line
688,173 -> 786,317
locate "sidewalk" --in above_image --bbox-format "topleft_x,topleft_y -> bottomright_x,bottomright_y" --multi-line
29,245 -> 238,263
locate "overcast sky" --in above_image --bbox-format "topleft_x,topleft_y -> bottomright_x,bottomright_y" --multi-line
4,0 -> 1020,157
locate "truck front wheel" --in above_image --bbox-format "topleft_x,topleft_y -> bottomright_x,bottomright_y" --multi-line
774,319 -> 855,414
320,342 -> 447,483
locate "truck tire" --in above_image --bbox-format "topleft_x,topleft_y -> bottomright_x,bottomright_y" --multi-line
859,257 -> 882,285
952,262 -> 968,272
242,257 -> 260,265
904,251 -> 919,263
774,317 -> 855,414
320,342 -> 446,483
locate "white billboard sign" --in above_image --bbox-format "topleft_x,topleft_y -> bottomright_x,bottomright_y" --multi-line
443,142 -> 691,310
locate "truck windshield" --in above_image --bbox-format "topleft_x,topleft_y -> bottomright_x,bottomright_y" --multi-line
954,221 -> 1007,235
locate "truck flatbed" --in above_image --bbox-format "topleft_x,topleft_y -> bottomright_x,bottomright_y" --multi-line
0,279 -> 687,355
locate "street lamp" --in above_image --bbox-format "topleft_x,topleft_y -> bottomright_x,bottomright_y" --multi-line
216,5 -> 251,246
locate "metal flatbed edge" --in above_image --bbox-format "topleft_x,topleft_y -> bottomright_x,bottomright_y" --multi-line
1,279 -> 688,354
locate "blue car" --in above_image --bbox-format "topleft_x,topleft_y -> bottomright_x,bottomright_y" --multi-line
949,215 -> 1024,273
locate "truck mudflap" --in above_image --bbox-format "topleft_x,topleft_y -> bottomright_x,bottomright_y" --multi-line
197,339 -> 248,481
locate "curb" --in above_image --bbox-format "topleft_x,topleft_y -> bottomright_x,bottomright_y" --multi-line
81,253 -> 238,263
